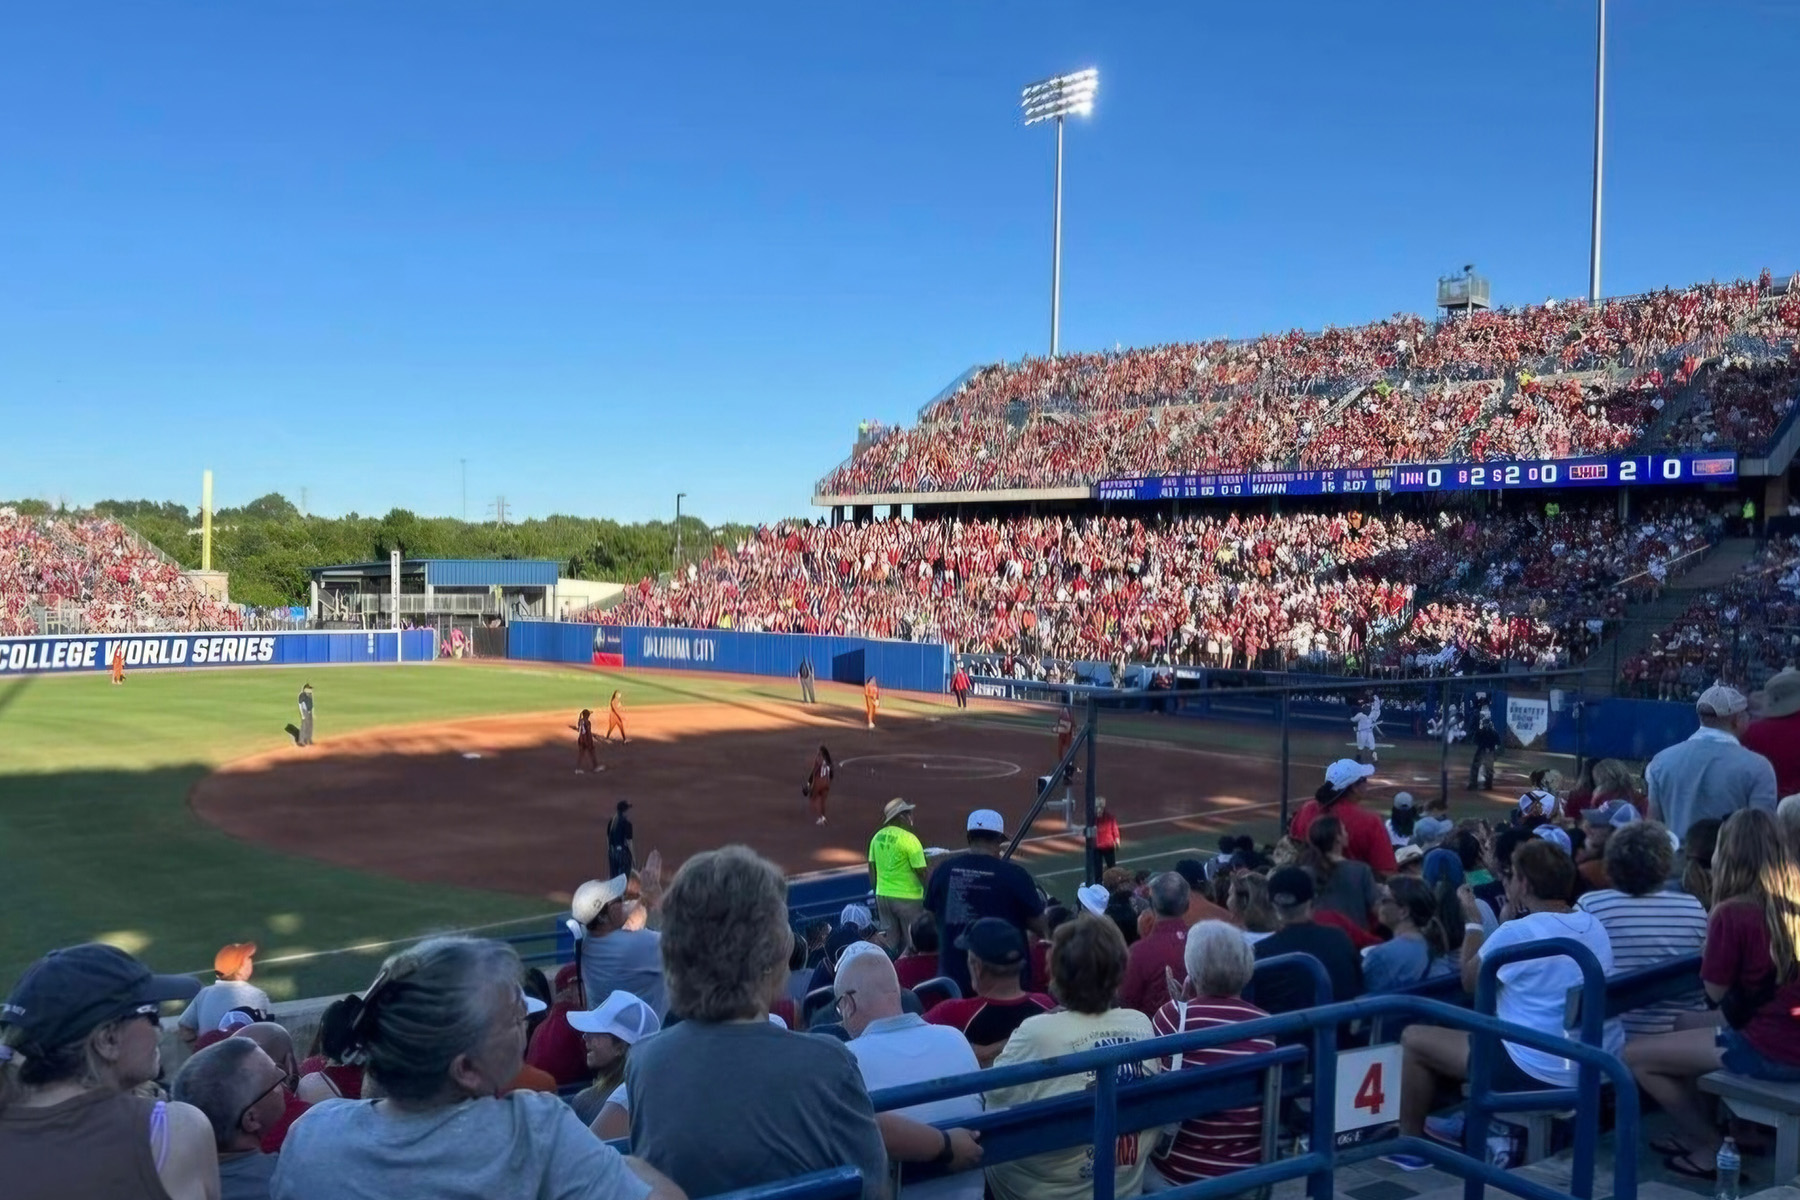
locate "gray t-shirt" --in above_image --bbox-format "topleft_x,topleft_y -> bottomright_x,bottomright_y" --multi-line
220,1151 -> 279,1200
270,1090 -> 649,1200
628,1020 -> 888,1200
178,981 -> 273,1034
579,931 -> 668,1019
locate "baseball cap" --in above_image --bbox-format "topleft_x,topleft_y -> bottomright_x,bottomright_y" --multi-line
1173,858 -> 1209,890
567,989 -> 661,1042
213,943 -> 257,977
967,809 -> 1007,837
1325,759 -> 1376,791
1395,844 -> 1425,868
1697,685 -> 1749,718
1267,867 -> 1316,908
571,875 -> 630,926
1392,792 -> 1415,810
824,923 -> 875,968
1076,884 -> 1109,916
1584,798 -> 1640,829
1,943 -> 200,1054
1533,825 -> 1573,856
881,798 -> 916,823
955,918 -> 1026,967
838,903 -> 873,930
518,987 -> 547,1017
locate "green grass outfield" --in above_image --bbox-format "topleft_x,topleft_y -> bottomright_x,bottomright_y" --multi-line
0,661 -> 1560,1002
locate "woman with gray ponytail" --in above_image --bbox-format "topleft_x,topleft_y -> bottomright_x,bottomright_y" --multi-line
270,936 -> 682,1200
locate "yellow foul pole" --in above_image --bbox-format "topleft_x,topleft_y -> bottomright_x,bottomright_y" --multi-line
201,470 -> 214,572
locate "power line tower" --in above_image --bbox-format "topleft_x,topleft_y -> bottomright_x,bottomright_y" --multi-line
487,496 -> 510,526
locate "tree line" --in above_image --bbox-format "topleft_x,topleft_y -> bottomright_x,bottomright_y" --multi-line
4,493 -> 778,609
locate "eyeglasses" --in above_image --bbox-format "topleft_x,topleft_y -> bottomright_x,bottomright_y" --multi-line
834,989 -> 857,1015
233,1077 -> 284,1134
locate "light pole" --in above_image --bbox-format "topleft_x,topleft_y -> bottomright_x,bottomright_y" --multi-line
1589,0 -> 1605,308
674,492 -> 687,573
1022,68 -> 1099,359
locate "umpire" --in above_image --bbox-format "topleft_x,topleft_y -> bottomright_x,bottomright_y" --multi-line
1468,714 -> 1500,790
798,655 -> 817,704
297,683 -> 315,747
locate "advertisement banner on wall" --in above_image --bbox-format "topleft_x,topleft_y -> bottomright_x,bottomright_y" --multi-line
1505,697 -> 1551,748
590,626 -> 623,667
0,630 -> 432,676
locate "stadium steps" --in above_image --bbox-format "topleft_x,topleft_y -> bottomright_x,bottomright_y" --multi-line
1635,358 -> 1723,451
1574,537 -> 1762,692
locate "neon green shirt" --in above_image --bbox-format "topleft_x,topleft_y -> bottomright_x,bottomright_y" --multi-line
868,825 -> 927,899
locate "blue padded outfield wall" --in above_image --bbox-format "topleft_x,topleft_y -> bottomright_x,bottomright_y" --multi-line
508,622 -> 949,693
0,629 -> 436,676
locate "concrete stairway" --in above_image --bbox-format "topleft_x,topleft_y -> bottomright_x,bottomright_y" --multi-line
1575,538 -> 1762,693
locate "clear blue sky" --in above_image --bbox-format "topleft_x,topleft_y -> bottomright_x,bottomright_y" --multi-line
2,1 -> 1794,525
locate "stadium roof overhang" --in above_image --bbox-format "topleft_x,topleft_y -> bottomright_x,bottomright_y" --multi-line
308,559 -> 560,588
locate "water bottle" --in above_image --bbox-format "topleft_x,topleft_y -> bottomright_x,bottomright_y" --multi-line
1715,1137 -> 1741,1200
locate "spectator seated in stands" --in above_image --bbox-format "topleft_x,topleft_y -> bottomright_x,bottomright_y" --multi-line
626,845 -> 972,1200
1250,867 -> 1364,1014
836,947 -> 985,1200
229,1022 -> 309,1154
1301,815 -> 1380,936
1564,758 -> 1640,825
296,996 -> 364,1104
0,943 -> 217,1200
269,935 -> 678,1200
1227,873 -> 1280,946
1139,859 -> 1235,938
565,989 -> 661,1138
1575,819 -> 1709,1038
986,915 -> 1165,1200
1399,841 -> 1622,1140
524,964 -> 591,1088
1361,877 -> 1459,992
1572,799 -> 1635,893
1121,871 -> 1195,1017
1623,809 -> 1800,1180
172,1036 -> 289,1200
178,942 -> 270,1046
894,915 -> 942,990
1147,920 -> 1276,1191
569,864 -> 668,1020
924,918 -> 1055,1066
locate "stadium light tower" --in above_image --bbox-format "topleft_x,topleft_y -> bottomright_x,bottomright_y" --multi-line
1021,68 -> 1099,359
1589,0 -> 1606,308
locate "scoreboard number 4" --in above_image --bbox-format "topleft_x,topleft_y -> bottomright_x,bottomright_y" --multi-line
1334,1045 -> 1403,1135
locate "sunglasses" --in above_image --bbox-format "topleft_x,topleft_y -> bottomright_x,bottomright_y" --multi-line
233,1077 -> 284,1134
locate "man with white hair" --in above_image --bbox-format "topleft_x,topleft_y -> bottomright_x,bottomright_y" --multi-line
1645,685 -> 1779,840
835,946 -> 984,1199
172,1036 -> 290,1200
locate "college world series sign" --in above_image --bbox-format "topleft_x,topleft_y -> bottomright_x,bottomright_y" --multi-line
0,630 -> 433,675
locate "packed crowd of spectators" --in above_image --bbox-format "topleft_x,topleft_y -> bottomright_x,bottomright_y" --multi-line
1621,535 -> 1800,701
820,277 -> 1785,498
0,508 -> 242,636
1659,356 -> 1800,454
9,702 -> 1798,1198
591,499 -> 1730,677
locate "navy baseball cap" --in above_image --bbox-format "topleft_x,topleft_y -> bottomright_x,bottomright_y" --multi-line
2,943 -> 200,1053
1267,867 -> 1316,908
955,918 -> 1026,967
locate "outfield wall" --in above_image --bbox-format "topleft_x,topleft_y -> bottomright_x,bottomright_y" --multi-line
0,629 -> 437,675
508,622 -> 950,693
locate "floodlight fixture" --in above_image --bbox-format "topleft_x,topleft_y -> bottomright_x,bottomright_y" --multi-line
1020,68 -> 1100,358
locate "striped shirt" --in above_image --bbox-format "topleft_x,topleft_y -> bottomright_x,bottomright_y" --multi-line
1574,888 -> 1709,1036
1149,996 -> 1274,1184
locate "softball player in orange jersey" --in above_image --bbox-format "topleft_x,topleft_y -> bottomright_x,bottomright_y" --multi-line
605,690 -> 629,743
864,677 -> 880,729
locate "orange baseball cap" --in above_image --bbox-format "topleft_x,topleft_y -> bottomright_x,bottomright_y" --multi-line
213,943 -> 258,977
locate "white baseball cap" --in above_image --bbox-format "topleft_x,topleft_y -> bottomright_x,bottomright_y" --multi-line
1533,825 -> 1573,856
518,986 -> 547,1017
1325,759 -> 1376,791
1697,685 -> 1749,718
571,875 -> 630,925
1393,792 -> 1415,810
838,903 -> 873,929
967,809 -> 1006,836
566,989 -> 660,1042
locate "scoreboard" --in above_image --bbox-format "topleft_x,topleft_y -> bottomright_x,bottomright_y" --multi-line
1093,452 -> 1738,502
